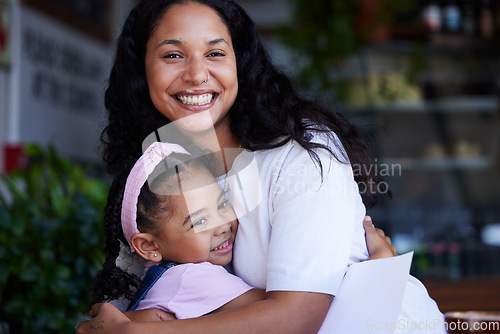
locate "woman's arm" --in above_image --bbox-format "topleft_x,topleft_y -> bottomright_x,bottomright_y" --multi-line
211,289 -> 267,313
77,290 -> 331,334
123,289 -> 267,322
124,309 -> 176,322
122,288 -> 266,322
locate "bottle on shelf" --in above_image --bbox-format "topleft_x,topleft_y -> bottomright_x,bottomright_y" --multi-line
422,0 -> 443,33
479,0 -> 495,40
495,0 -> 500,40
462,0 -> 477,38
443,0 -> 462,34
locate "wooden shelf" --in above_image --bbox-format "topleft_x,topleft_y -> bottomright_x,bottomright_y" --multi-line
382,156 -> 494,171
344,97 -> 499,114
365,39 -> 500,57
423,276 -> 500,313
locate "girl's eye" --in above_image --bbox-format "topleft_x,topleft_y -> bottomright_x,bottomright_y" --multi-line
192,218 -> 208,229
218,200 -> 229,211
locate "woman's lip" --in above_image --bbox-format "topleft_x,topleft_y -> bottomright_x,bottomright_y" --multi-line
176,89 -> 215,95
172,93 -> 217,111
210,238 -> 233,255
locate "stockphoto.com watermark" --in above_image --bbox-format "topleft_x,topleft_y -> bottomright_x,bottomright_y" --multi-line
366,317 -> 500,332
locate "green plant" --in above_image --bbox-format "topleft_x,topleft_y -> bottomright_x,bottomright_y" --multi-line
0,144 -> 109,333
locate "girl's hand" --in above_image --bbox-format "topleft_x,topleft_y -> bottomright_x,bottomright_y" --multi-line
76,303 -> 130,334
363,216 -> 397,260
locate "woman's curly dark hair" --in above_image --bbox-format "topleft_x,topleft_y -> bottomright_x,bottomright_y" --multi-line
102,0 -> 387,207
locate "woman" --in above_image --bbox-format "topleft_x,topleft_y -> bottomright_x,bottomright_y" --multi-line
78,1 -> 441,333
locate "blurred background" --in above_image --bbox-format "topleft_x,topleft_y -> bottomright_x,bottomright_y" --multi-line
0,0 -> 499,332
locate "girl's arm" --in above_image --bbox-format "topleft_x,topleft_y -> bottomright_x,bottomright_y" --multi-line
363,216 -> 397,260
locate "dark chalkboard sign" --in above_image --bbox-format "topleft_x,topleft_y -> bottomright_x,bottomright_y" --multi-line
22,0 -> 112,42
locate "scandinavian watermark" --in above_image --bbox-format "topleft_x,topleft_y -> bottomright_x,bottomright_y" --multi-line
273,159 -> 401,196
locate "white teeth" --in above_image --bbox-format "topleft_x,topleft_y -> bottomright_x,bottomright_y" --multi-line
212,240 -> 228,251
177,93 -> 214,105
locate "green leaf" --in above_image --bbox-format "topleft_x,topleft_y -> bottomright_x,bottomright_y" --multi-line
23,143 -> 43,159
4,298 -> 25,314
19,261 -> 42,282
25,162 -> 45,199
0,174 -> 27,202
40,249 -> 55,263
48,172 -> 66,217
10,213 -> 26,238
55,265 -> 72,280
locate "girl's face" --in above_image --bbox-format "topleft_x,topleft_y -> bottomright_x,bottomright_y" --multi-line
145,3 -> 238,136
153,166 -> 238,266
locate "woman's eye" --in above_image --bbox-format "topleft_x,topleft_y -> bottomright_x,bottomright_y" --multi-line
207,51 -> 225,57
162,53 -> 180,59
192,218 -> 208,228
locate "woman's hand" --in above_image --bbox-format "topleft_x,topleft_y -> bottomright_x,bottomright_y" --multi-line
363,216 -> 397,260
76,303 -> 130,334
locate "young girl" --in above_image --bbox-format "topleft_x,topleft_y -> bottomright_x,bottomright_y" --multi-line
92,141 -> 266,320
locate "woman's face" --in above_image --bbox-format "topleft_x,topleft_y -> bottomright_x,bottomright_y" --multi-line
145,3 -> 238,135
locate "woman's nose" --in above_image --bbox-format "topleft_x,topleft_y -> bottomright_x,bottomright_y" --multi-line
181,57 -> 208,85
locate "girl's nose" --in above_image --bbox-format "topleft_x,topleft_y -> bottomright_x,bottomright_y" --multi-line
213,222 -> 231,236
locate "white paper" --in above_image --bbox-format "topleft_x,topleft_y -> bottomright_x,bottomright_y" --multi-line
322,252 -> 414,334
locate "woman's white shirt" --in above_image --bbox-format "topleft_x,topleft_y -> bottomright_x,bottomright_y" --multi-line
229,132 -> 368,294
226,131 -> 444,333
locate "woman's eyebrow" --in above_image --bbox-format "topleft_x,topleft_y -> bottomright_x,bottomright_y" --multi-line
208,38 -> 229,46
157,39 -> 185,49
157,37 -> 228,49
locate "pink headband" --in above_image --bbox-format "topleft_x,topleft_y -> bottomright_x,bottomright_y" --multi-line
121,141 -> 190,251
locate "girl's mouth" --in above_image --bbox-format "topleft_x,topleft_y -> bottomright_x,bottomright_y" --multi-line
210,238 -> 233,254
175,93 -> 216,106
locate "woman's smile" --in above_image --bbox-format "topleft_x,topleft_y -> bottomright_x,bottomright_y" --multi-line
172,89 -> 219,111
175,92 -> 217,106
